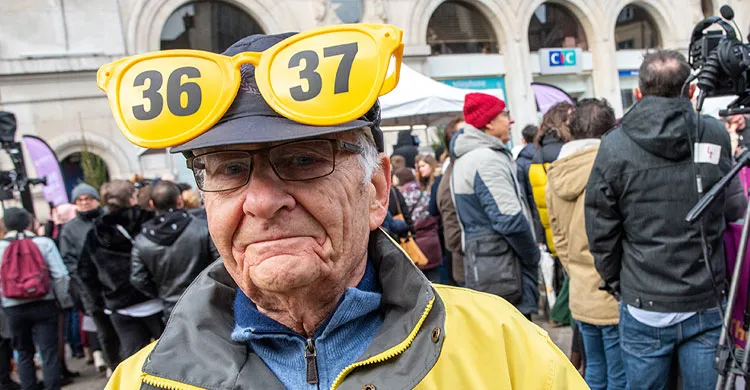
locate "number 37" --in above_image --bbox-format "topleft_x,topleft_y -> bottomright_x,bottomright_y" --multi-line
289,42 -> 358,102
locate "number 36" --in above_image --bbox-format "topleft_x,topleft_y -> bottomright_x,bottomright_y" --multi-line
289,42 -> 358,102
132,66 -> 202,121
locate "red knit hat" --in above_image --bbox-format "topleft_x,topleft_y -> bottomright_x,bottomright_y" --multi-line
463,93 -> 507,129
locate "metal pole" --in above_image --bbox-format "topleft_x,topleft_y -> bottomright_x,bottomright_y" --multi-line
718,200 -> 750,389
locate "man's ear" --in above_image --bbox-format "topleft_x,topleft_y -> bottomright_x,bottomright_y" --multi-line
149,199 -> 155,209
634,88 -> 643,101
177,196 -> 184,209
688,83 -> 697,99
369,154 -> 391,231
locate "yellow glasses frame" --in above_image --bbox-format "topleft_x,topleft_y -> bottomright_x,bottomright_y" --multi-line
97,24 -> 404,149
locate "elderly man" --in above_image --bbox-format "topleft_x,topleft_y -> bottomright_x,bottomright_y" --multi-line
106,28 -> 584,389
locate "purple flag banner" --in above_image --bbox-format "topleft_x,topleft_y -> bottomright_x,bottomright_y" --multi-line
725,221 -> 750,348
532,83 -> 575,115
22,135 -> 68,206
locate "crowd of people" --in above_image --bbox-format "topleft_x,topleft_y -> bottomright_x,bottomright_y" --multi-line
381,49 -> 747,390
0,178 -> 215,389
1,29 -> 747,389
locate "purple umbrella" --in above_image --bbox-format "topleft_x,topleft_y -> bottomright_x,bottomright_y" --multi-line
532,83 -> 575,114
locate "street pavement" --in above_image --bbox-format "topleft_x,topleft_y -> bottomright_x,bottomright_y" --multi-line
55,356 -> 108,390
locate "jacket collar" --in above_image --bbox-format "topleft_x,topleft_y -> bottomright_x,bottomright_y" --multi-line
4,231 -> 36,239
142,229 -> 444,390
451,124 -> 510,158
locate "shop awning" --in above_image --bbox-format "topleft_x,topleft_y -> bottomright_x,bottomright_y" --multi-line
379,64 -> 504,120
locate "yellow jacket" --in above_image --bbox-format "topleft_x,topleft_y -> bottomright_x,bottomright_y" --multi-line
107,230 -> 587,390
529,163 -> 556,256
546,144 -> 618,325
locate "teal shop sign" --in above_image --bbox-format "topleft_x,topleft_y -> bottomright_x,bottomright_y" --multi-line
440,77 -> 506,97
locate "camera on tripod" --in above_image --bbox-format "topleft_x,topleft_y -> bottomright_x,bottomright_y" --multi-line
689,6 -> 750,115
686,7 -> 750,389
0,112 -> 47,204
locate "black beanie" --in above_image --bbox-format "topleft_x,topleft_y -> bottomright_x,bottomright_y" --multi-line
3,207 -> 30,232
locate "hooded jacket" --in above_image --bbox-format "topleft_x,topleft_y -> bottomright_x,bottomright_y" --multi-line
585,96 -> 743,313
528,132 -> 565,255
450,125 -> 540,314
392,130 -> 419,169
131,209 -> 220,320
78,206 -> 155,312
105,229 -> 586,390
546,142 -> 618,326
59,207 -> 104,312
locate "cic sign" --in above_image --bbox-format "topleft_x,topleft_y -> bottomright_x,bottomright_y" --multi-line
539,48 -> 583,75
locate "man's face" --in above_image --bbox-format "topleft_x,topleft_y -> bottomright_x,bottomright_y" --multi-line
486,111 -> 513,144
74,195 -> 99,212
200,133 -> 390,308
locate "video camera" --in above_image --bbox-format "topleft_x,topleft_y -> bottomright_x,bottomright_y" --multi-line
0,112 -> 47,205
689,6 -> 750,116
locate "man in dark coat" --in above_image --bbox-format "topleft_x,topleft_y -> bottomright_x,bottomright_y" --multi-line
391,130 -> 419,169
131,181 -> 219,322
585,50 -> 746,389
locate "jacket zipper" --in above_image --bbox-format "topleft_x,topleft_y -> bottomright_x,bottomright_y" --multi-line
330,296 -> 435,389
140,372 -> 205,390
139,297 -> 434,390
305,338 -> 319,385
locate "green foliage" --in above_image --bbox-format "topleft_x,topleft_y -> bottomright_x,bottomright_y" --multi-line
432,126 -> 446,152
79,135 -> 107,192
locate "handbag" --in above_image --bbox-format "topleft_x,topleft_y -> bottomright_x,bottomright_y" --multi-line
464,233 -> 523,304
391,189 -> 429,267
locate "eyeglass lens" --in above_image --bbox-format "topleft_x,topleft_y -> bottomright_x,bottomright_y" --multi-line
192,140 -> 336,191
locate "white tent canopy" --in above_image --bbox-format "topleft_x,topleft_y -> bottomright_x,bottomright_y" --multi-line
379,64 -> 505,120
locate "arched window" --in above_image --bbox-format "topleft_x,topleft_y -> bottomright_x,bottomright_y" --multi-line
61,152 -> 110,200
615,5 -> 661,50
161,1 -> 264,53
528,3 -> 588,51
702,0 -> 714,17
427,1 -> 498,55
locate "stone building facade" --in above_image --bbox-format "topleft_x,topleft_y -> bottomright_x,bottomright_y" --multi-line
0,0 -> 746,213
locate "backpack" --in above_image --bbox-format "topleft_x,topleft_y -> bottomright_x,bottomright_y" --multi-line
0,235 -> 50,299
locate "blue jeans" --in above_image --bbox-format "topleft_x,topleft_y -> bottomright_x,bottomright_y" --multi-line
619,303 -> 722,390
64,309 -> 82,354
577,321 -> 627,390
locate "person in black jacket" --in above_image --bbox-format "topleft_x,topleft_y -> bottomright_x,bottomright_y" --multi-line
528,102 -> 573,247
391,130 -> 419,169
515,124 -> 538,235
58,184 -> 116,372
585,50 -> 747,389
78,180 -> 161,363
130,181 -> 219,322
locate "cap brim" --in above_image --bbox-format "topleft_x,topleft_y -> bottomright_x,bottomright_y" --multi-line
170,116 -> 372,153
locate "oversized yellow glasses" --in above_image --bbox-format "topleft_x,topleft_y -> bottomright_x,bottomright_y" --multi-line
97,24 -> 404,149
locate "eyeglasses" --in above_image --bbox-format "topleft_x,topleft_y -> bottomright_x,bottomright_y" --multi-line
75,196 -> 95,203
97,24 -> 403,149
186,139 -> 362,192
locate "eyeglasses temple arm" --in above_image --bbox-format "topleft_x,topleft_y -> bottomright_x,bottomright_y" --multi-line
97,60 -> 123,92
378,43 -> 404,96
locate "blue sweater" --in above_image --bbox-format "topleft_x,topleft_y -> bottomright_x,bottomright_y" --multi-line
232,261 -> 383,389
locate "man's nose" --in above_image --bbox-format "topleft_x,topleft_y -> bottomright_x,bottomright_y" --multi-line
241,160 -> 296,219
